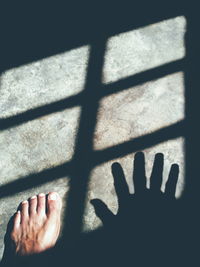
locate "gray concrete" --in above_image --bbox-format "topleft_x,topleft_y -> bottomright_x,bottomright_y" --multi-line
0,16 -> 186,258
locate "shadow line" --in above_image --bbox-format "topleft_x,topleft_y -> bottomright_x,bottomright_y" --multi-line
62,37 -> 107,241
94,120 -> 185,164
0,120 -> 184,200
0,93 -> 82,131
103,59 -> 184,94
0,59 -> 184,131
0,162 -> 71,198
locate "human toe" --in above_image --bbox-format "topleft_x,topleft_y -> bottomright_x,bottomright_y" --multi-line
47,192 -> 62,217
29,196 -> 37,216
37,193 -> 46,215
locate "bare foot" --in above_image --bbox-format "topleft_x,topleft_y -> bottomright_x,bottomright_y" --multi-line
10,192 -> 62,256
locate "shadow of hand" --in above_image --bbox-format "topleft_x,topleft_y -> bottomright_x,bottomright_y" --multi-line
91,152 -> 180,264
91,151 -> 179,224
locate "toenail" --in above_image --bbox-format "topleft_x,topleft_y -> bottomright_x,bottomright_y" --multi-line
22,200 -> 28,204
39,193 -> 45,197
48,192 -> 57,200
31,195 -> 36,199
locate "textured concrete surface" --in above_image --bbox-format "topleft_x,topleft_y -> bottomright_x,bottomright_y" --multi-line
0,16 -> 186,258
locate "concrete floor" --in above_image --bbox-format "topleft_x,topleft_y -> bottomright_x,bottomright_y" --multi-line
0,16 -> 185,259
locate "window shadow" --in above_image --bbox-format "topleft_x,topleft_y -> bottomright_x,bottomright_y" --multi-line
0,2 -> 198,266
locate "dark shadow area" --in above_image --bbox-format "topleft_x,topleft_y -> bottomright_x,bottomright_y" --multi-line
1,152 -> 195,267
0,1 -> 199,266
0,2 -> 183,73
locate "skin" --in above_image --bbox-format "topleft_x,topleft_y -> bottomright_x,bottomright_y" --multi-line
9,192 -> 62,256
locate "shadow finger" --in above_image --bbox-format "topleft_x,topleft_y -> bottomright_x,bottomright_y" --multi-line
150,153 -> 164,192
133,152 -> 146,193
112,162 -> 130,206
165,164 -> 179,198
90,199 -> 115,225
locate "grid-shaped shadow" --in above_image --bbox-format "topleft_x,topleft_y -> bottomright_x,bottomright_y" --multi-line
0,9 -> 193,246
